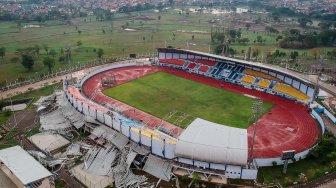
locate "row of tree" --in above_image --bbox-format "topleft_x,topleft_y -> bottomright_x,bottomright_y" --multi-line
21,54 -> 55,73
0,44 -> 105,74
278,29 -> 336,49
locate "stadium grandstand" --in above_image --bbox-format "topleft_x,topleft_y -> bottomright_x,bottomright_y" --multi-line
158,48 -> 314,103
274,83 -> 310,101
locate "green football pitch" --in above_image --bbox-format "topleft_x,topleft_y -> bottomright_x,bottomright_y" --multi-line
103,72 -> 274,129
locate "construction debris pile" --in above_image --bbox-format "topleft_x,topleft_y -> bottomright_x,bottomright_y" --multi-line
36,91 -> 93,133
83,145 -> 152,188
33,91 -> 173,188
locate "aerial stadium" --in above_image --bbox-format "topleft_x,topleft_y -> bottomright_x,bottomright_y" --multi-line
62,48 -> 323,182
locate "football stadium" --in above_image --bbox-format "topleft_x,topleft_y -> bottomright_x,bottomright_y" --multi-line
63,48 -> 324,181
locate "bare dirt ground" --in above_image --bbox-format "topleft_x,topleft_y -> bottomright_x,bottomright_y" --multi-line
4,109 -> 38,131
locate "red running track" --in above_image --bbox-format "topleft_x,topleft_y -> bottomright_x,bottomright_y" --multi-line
82,66 -> 320,158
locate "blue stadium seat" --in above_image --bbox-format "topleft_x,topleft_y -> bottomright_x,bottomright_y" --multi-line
215,68 -> 224,75
211,68 -> 218,75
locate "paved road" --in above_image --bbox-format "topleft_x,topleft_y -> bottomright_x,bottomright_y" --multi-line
320,179 -> 336,188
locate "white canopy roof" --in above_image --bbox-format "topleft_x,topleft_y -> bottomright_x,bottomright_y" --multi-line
175,118 -> 248,166
0,146 -> 53,185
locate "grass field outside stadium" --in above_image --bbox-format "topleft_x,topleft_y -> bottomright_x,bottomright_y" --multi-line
103,72 -> 274,129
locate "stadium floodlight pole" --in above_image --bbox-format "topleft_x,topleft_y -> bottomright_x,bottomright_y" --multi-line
312,56 -> 324,104
5,80 -> 18,130
248,99 -> 263,169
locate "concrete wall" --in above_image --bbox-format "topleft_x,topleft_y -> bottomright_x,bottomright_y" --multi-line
254,147 -> 311,167
0,168 -> 18,188
312,110 -> 325,135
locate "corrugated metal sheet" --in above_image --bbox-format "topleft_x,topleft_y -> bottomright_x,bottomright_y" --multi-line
143,154 -> 172,181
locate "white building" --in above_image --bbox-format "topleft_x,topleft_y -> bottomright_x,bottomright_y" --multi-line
0,146 -> 54,188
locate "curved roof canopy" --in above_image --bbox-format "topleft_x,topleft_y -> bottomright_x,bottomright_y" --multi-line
175,118 -> 248,166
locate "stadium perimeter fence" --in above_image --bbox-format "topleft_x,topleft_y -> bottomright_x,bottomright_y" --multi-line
0,52 -> 156,94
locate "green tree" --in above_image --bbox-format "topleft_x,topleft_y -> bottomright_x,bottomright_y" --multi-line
60,48 -> 64,56
238,38 -> 249,44
271,13 -> 280,23
43,56 -> 56,73
228,29 -> 237,39
276,35 -> 283,42
309,133 -> 336,161
65,48 -> 72,63
247,46 -> 251,60
49,49 -> 57,58
16,20 -> 22,32
265,26 -> 279,34
252,47 -> 261,60
192,173 -> 201,187
213,44 -> 228,55
229,48 -> 236,57
168,0 -> 174,6
97,48 -> 104,58
327,49 -> 336,59
34,44 -> 40,57
0,47 -> 5,63
21,54 -> 34,71
43,44 -> 49,55
77,40 -> 82,47
297,18 -> 312,28
318,22 -> 332,31
245,23 -> 251,31
256,35 -> 263,44
10,57 -> 20,64
290,51 -> 299,60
